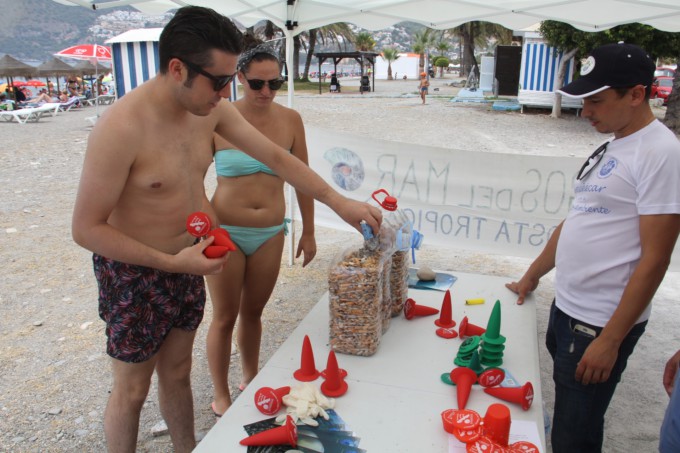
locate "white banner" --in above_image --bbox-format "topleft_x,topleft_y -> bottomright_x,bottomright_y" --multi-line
298,126 -> 679,269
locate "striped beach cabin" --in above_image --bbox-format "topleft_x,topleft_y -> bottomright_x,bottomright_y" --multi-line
106,28 -> 162,98
106,28 -> 238,99
517,32 -> 581,111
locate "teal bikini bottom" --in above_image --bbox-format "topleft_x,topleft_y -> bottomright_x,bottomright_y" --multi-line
221,219 -> 290,256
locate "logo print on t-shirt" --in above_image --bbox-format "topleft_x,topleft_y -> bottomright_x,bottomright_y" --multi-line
598,157 -> 617,178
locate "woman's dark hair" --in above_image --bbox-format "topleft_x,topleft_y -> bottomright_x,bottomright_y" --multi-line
159,6 -> 244,76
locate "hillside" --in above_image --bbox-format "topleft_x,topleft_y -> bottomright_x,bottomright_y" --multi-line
0,0 -> 171,63
0,0 -> 439,64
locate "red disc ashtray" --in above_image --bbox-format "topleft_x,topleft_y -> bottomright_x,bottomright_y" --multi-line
186,212 -> 211,237
437,327 -> 459,339
478,368 -> 505,388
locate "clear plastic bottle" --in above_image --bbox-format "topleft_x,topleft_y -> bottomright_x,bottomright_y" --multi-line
364,189 -> 418,318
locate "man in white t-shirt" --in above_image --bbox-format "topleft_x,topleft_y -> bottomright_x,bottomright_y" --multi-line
506,42 -> 680,453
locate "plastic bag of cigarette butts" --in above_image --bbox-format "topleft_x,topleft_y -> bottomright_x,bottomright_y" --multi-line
328,245 -> 390,356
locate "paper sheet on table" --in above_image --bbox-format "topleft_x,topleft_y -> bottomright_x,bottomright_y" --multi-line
448,419 -> 543,452
407,268 -> 457,291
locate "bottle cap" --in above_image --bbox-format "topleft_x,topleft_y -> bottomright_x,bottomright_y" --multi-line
186,212 -> 211,237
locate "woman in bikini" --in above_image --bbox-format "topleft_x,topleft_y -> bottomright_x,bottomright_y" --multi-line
206,41 -> 317,417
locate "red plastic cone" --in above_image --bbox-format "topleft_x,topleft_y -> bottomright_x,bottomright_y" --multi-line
435,290 -> 456,328
449,367 -> 477,409
203,245 -> 230,258
404,298 -> 440,320
320,350 -> 348,397
293,335 -> 320,381
483,403 -> 511,446
254,386 -> 291,415
458,316 -> 486,338
207,227 -> 237,250
484,381 -> 534,411
239,414 -> 297,447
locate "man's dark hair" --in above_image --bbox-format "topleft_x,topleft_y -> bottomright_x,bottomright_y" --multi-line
158,6 -> 244,76
613,85 -> 651,100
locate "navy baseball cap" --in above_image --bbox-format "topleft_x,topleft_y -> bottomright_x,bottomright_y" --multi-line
557,42 -> 655,99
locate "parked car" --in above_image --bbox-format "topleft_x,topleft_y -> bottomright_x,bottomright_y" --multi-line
651,76 -> 673,105
655,67 -> 676,78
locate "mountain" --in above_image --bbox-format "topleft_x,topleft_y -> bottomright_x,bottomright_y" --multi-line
0,0 -> 172,63
0,0 -> 446,64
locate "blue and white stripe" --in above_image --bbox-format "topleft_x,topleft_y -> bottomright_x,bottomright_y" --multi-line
521,42 -> 574,92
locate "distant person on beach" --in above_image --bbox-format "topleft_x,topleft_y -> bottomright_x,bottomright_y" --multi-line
71,6 -> 381,452
205,40 -> 316,417
24,89 -> 57,105
660,349 -> 680,452
505,42 -> 680,453
418,71 -> 429,104
66,74 -> 79,96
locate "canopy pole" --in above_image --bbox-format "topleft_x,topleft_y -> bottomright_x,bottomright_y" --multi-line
285,29 -> 296,266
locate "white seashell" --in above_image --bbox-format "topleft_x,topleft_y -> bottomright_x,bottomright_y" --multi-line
416,265 -> 436,281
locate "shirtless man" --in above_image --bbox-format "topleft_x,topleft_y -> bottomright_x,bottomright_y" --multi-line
71,6 -> 381,453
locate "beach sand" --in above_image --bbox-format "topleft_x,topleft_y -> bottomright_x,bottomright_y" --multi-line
1,77 -> 677,452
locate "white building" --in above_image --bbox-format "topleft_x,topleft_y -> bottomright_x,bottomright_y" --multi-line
374,52 -> 420,80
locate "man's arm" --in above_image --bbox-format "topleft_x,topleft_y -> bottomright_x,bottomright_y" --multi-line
664,350 -> 680,396
214,103 -> 382,234
71,121 -> 226,275
505,221 -> 563,305
576,214 -> 680,385
289,110 -> 317,267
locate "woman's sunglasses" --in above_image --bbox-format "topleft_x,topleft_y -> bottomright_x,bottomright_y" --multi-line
178,58 -> 236,92
244,76 -> 285,91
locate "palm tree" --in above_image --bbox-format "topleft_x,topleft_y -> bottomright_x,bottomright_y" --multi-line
435,41 -> 451,77
301,23 -> 354,81
381,47 -> 401,80
354,32 -> 376,75
355,32 -> 376,51
450,21 -> 513,79
413,29 -> 434,73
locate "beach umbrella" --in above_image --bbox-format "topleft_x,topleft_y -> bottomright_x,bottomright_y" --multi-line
10,80 -> 45,89
0,54 -> 36,101
36,57 -> 75,93
0,54 -> 36,77
72,59 -> 110,76
55,44 -> 112,62
55,44 -> 112,117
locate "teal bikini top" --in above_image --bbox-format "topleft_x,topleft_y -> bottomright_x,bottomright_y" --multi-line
215,148 -> 277,177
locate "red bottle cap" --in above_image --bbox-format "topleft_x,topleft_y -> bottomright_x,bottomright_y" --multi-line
186,212 -> 211,237
371,189 -> 398,211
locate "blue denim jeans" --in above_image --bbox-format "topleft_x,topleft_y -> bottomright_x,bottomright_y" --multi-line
546,301 -> 647,453
660,367 -> 680,453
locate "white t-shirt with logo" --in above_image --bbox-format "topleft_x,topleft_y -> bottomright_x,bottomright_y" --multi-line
555,120 -> 680,327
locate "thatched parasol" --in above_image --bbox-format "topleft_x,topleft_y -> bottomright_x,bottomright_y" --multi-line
36,57 -> 75,94
0,54 -> 37,101
72,59 -> 110,76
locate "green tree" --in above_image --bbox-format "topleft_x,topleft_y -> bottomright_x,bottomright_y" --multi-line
412,29 -> 435,73
355,31 -> 376,51
301,23 -> 354,81
381,46 -> 401,80
541,20 -> 680,129
434,56 -> 450,77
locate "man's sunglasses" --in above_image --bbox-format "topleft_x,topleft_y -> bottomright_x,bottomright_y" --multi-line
576,142 -> 609,181
243,76 -> 285,91
178,58 -> 236,92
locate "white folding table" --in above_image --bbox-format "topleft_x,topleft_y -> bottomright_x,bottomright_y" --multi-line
195,271 -> 545,452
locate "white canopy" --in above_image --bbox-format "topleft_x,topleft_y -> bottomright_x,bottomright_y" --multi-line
51,0 -> 680,33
